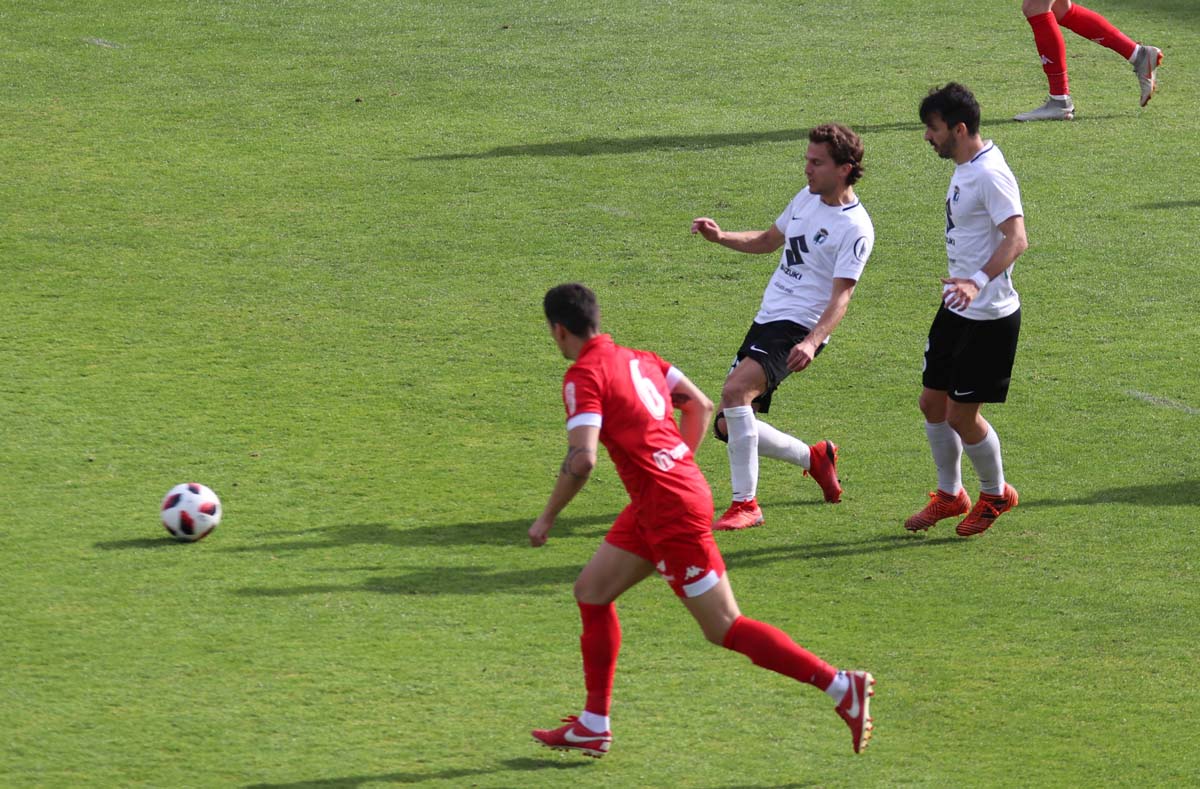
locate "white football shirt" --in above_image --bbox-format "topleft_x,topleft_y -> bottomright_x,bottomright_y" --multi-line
754,187 -> 874,333
944,142 -> 1023,321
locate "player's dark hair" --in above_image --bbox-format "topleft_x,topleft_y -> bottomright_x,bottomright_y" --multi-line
543,283 -> 600,338
809,123 -> 865,185
919,83 -> 981,136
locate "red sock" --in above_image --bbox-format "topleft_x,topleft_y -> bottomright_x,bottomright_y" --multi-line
1027,11 -> 1070,96
1059,3 -> 1137,60
578,601 -> 620,717
722,615 -> 837,690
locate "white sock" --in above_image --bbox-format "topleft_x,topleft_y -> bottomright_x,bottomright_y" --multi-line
925,421 -> 963,494
724,406 -> 758,502
579,710 -> 610,733
825,670 -> 849,703
963,427 -> 1005,495
1129,44 -> 1141,64
755,419 -> 811,468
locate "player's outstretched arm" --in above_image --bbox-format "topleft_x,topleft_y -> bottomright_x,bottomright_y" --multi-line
691,219 -> 785,255
669,373 -> 714,453
787,277 -> 858,372
529,424 -> 599,547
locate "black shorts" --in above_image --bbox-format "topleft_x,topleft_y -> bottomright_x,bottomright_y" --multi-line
727,319 -> 823,414
922,306 -> 1021,403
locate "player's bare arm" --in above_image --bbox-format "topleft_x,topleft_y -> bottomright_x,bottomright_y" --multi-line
941,215 -> 1028,311
786,278 -> 858,372
691,219 -> 785,255
669,372 -> 714,453
529,424 -> 600,547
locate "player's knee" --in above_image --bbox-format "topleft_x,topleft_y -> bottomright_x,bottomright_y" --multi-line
1021,0 -> 1047,17
918,392 -> 944,422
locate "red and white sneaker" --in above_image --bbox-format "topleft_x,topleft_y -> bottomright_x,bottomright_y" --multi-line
834,670 -> 875,754
531,715 -> 612,758
904,488 -> 971,532
714,499 -> 764,531
956,483 -> 1019,536
805,440 -> 842,503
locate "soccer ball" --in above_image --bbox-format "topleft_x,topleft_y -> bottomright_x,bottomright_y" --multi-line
160,483 -> 222,542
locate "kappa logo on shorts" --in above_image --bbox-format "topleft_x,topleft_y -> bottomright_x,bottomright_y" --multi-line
685,565 -> 704,580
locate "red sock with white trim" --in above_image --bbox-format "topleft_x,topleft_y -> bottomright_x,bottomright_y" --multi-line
1059,3 -> 1137,60
1027,11 -> 1070,97
722,615 -> 837,689
578,601 -> 620,722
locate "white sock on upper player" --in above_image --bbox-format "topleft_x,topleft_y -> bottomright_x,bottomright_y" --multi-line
963,427 -> 1005,496
755,419 -> 811,468
825,670 -> 850,703
724,405 -> 759,502
925,421 -> 963,494
579,710 -> 610,733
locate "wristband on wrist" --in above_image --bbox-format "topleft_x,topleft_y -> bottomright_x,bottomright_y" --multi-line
969,270 -> 990,290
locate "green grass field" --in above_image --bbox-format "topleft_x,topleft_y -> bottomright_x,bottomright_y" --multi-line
3,1 -> 1198,786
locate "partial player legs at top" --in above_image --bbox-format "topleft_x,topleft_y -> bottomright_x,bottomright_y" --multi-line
1017,0 -> 1163,120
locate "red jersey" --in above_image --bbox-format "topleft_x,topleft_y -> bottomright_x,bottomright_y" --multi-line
562,334 -> 711,512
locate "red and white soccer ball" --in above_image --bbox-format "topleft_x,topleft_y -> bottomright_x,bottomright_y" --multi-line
161,483 -> 222,542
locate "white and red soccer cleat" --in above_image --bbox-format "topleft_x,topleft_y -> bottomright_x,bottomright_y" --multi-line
834,670 -> 875,754
531,715 -> 612,758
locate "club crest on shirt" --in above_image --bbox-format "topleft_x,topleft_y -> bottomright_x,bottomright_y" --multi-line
564,382 -> 577,415
952,185 -> 961,203
813,228 -> 829,245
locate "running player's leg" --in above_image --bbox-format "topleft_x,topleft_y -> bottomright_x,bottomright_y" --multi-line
716,358 -> 767,529
1055,2 -> 1160,105
532,522 -> 655,756
572,540 -> 655,727
681,574 -> 875,753
1017,0 -> 1076,120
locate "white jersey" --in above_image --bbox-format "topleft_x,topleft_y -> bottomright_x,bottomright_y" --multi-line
754,187 -> 874,333
944,142 -> 1023,321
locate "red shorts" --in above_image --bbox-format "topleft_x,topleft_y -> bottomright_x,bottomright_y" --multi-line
604,499 -> 725,599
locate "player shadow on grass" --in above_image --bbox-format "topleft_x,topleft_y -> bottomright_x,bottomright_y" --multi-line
1015,479 -> 1200,509
244,759 -> 815,788
243,757 -> 592,788
211,512 -> 618,555
233,532 -> 959,598
1137,199 -> 1200,210
415,121 -> 928,160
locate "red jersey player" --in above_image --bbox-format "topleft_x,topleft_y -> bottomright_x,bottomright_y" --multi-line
529,283 -> 875,757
